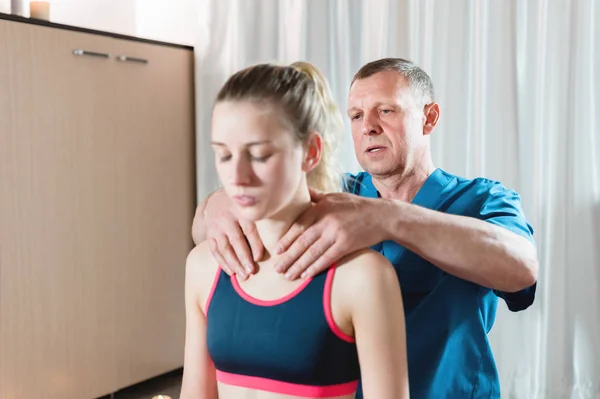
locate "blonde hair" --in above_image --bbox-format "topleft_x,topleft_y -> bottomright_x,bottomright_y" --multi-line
215,61 -> 343,193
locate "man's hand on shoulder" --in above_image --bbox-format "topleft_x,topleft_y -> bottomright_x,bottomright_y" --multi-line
274,190 -> 392,280
193,190 -> 264,279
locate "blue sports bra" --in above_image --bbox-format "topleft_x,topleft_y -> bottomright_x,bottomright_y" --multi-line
205,266 -> 360,397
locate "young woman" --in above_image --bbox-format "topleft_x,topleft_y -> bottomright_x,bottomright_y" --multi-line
180,61 -> 409,399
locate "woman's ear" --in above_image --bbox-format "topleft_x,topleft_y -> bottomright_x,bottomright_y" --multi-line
302,132 -> 323,173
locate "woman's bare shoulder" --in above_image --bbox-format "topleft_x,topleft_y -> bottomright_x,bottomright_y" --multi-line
335,249 -> 396,282
332,249 -> 400,305
186,241 -> 221,303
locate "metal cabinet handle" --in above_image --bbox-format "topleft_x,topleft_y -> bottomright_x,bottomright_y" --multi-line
73,49 -> 110,58
116,55 -> 149,64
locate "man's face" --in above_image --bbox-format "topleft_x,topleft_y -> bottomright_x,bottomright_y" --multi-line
347,71 -> 427,178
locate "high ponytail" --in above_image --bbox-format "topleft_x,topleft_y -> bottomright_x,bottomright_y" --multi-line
215,61 -> 343,193
290,62 -> 343,193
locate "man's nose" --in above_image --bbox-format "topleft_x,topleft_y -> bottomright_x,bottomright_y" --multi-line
362,114 -> 382,136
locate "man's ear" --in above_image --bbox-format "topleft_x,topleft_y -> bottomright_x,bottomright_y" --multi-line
423,102 -> 440,136
302,132 -> 323,173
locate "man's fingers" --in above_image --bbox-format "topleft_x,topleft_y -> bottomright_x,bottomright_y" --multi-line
240,220 -> 264,263
308,187 -> 326,202
219,240 -> 247,279
275,223 -> 305,255
228,224 -> 255,275
209,238 -> 232,275
300,243 -> 342,279
275,212 -> 317,255
283,238 -> 335,280
274,227 -> 319,274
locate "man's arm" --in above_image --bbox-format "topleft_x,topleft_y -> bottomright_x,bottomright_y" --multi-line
275,190 -> 538,294
383,199 -> 538,293
192,195 -> 210,245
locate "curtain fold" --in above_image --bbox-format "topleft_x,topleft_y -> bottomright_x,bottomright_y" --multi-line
193,1 -> 600,397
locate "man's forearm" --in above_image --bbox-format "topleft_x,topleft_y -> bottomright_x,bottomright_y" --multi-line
381,200 -> 538,292
192,190 -> 223,245
192,197 -> 209,245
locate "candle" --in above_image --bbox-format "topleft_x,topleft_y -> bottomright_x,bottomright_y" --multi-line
11,0 -> 25,16
30,1 -> 50,21
151,396 -> 172,399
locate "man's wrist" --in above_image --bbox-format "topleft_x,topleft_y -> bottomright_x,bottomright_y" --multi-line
378,198 -> 411,243
200,193 -> 213,219
202,189 -> 223,219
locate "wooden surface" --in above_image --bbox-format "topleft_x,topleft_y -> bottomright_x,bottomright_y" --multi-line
0,19 -> 195,399
0,12 -> 193,50
110,37 -> 195,390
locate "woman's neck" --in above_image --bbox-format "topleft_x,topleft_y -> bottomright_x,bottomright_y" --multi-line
254,184 -> 312,259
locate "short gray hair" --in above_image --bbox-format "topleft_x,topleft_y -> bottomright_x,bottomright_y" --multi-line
352,58 -> 435,105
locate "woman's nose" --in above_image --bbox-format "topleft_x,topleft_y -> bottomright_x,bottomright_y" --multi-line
230,158 -> 252,186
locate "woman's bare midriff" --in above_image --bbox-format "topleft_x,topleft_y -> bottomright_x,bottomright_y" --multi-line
217,382 -> 356,399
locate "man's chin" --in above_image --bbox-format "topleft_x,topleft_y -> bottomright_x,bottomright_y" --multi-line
361,163 -> 397,177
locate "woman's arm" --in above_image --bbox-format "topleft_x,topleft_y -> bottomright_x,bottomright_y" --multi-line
180,246 -> 218,399
343,251 -> 409,398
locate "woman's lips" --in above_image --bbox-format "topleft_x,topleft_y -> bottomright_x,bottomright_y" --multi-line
233,195 -> 257,207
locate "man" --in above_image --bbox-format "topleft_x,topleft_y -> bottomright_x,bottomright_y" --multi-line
192,58 -> 539,398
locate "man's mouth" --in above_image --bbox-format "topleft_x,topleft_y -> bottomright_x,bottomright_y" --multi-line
366,146 -> 386,153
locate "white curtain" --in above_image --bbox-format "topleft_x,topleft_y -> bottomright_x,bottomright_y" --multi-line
193,1 -> 600,397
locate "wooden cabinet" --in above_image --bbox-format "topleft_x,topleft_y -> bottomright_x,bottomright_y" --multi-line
0,17 -> 195,399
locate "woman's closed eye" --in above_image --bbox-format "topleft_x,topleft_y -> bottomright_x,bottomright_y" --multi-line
216,153 -> 271,163
217,153 -> 232,162
250,154 -> 272,162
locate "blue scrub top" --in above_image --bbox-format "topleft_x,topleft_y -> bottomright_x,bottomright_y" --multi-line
345,168 -> 536,399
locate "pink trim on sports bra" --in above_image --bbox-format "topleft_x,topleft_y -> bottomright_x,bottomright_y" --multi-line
323,266 -> 355,343
216,370 -> 358,397
231,273 -> 313,306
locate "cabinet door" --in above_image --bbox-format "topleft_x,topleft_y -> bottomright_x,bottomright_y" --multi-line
0,21 -> 119,399
109,39 -> 195,388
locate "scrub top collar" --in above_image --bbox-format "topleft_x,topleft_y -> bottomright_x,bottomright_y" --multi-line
362,167 -> 453,210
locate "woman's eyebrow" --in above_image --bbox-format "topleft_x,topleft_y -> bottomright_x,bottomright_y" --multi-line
209,140 -> 272,147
